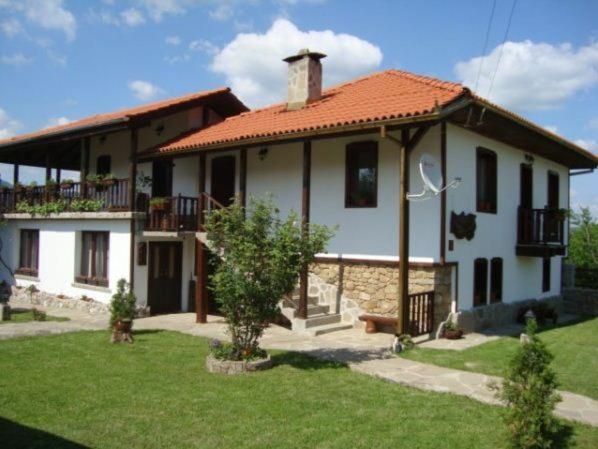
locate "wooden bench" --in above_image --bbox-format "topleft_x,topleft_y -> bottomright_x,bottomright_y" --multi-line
358,314 -> 398,334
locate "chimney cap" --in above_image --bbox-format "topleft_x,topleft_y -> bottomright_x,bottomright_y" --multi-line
283,48 -> 327,63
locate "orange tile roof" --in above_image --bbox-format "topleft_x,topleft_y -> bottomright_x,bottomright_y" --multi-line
0,87 -> 242,147
152,70 -> 467,153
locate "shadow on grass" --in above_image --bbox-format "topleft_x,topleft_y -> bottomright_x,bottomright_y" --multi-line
271,346 -> 389,370
0,416 -> 89,449
498,316 -> 594,340
551,423 -> 575,449
132,329 -> 166,336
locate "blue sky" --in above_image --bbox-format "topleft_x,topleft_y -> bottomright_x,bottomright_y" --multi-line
0,0 -> 596,211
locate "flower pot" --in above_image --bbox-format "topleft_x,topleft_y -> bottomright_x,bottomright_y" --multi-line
60,183 -> 74,190
102,178 -> 116,187
113,320 -> 132,333
444,329 -> 463,340
151,202 -> 170,212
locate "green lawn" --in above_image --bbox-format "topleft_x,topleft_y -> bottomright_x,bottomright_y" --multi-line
0,331 -> 597,449
0,309 -> 69,325
403,317 -> 598,399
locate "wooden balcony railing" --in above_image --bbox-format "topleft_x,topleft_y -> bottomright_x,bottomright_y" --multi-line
517,207 -> 565,246
0,178 -> 134,213
144,192 -> 225,233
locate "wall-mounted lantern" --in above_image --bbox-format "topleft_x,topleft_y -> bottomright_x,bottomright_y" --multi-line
258,147 -> 268,161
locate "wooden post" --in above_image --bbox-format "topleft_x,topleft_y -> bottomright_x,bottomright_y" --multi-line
128,128 -> 138,290
128,128 -> 138,211
196,152 -> 208,324
45,153 -> 52,181
397,128 -> 410,335
12,164 -> 19,209
56,168 -> 61,184
439,121 -> 447,264
239,148 -> 247,208
298,140 -> 311,320
81,138 -> 90,199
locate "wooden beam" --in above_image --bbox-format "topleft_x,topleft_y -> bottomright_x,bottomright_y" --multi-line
440,121 -> 447,264
298,140 -> 311,320
13,164 -> 19,186
80,138 -> 90,198
406,125 -> 431,151
397,128 -> 410,335
128,128 -> 138,290
239,148 -> 247,207
196,152 -> 208,324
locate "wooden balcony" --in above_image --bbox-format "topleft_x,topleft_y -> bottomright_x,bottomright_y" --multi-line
144,193 -> 224,233
0,178 -> 141,214
516,207 -> 566,257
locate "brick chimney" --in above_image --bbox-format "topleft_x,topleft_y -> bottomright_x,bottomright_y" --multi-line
283,49 -> 327,110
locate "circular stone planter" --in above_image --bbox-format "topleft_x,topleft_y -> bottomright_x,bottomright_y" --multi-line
206,354 -> 272,375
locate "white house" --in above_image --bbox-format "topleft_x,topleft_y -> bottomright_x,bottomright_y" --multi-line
1,49 -> 596,336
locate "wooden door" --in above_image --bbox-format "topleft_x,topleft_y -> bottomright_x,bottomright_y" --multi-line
547,172 -> 559,209
210,156 -> 236,206
148,242 -> 182,315
520,164 -> 533,209
152,159 -> 173,198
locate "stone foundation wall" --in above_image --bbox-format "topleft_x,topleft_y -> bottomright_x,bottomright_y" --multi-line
563,288 -> 598,316
309,261 -> 453,328
10,286 -> 110,314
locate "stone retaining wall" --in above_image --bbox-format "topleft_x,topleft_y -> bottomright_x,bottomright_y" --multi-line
451,295 -> 563,333
563,288 -> 598,316
10,286 -> 110,314
309,261 -> 453,328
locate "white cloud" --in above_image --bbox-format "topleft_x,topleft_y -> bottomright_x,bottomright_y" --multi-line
165,35 -> 181,45
22,0 -> 77,41
1,18 -> 22,37
574,139 -> 598,153
163,54 -> 190,64
210,18 -> 383,107
44,116 -> 71,128
0,107 -> 23,139
128,80 -> 163,101
455,40 -> 598,110
543,125 -> 559,135
1,53 -> 33,66
189,39 -> 219,55
135,0 -> 187,22
209,4 -> 234,22
121,8 -> 145,27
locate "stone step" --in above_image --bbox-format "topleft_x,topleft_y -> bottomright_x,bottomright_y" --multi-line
293,304 -> 329,318
282,294 -> 319,308
304,313 -> 342,328
308,323 -> 354,336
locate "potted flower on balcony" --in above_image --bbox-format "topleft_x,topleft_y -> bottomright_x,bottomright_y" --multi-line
60,179 -> 75,190
101,173 -> 117,188
109,278 -> 136,343
149,197 -> 170,213
443,320 -> 463,340
86,174 -> 104,191
44,178 -> 57,192
13,182 -> 24,193
552,208 -> 568,221
25,181 -> 38,193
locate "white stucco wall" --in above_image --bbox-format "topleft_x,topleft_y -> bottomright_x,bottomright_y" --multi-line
445,124 -> 568,310
0,219 -> 132,304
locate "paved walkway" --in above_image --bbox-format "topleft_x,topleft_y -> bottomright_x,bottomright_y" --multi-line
3,303 -> 598,427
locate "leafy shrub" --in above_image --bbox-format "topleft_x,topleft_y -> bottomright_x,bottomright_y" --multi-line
494,319 -> 562,449
109,278 -> 136,327
16,200 -> 67,216
25,284 -> 38,295
208,339 -> 267,361
206,195 -> 333,361
70,198 -> 104,212
32,308 -> 46,321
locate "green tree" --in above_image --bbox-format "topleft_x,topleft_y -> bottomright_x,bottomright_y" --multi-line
496,319 -> 561,449
205,196 -> 334,360
568,207 -> 598,268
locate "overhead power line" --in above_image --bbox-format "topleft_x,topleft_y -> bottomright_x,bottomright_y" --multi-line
486,0 -> 518,100
474,0 -> 498,94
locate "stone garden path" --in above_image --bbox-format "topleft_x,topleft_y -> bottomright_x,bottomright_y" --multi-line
3,302 -> 598,427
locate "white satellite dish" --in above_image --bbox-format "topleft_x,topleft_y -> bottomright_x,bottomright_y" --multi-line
407,153 -> 461,201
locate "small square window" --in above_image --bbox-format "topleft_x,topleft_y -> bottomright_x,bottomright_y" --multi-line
345,141 -> 378,208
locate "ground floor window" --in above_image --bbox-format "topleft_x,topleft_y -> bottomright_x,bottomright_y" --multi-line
542,257 -> 551,292
473,258 -> 488,307
17,229 -> 39,277
77,231 -> 109,287
490,257 -> 503,303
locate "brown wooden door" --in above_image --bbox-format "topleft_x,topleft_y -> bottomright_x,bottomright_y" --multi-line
211,156 -> 236,206
520,164 -> 533,209
152,159 -> 173,198
148,242 -> 182,315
